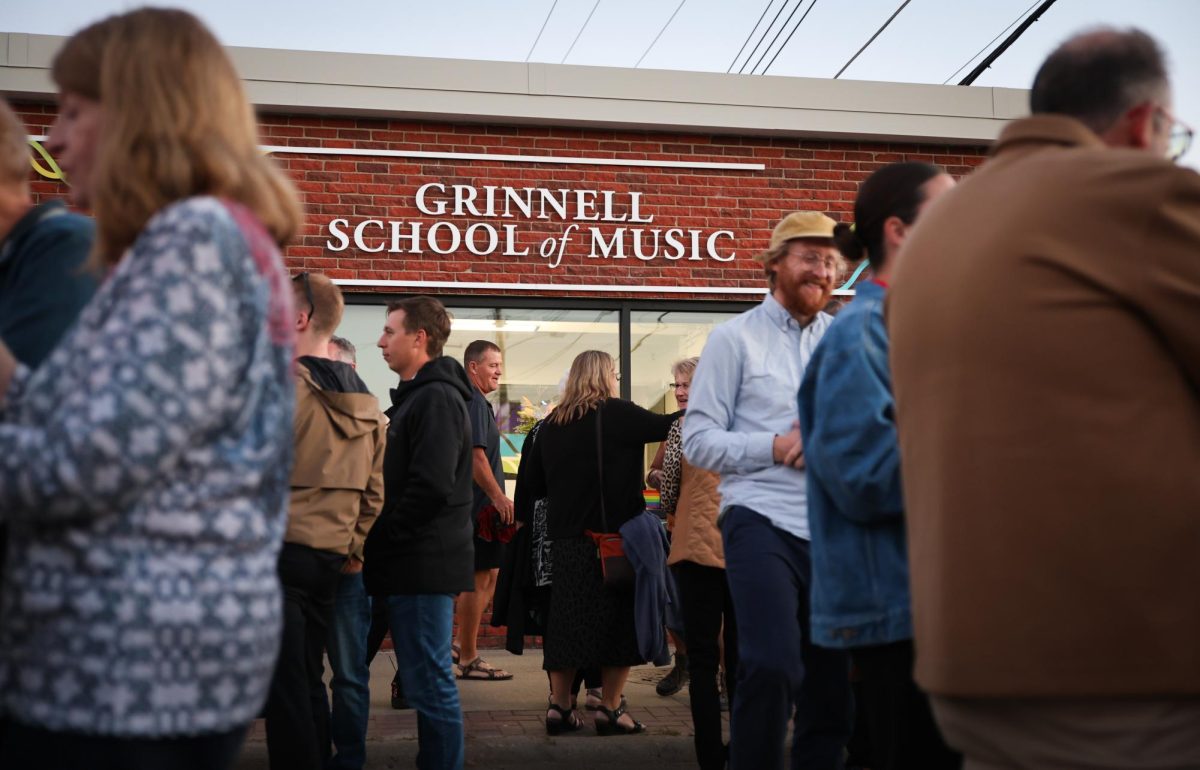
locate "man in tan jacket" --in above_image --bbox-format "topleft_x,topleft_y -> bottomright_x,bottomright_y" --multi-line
265,273 -> 386,770
889,28 -> 1200,769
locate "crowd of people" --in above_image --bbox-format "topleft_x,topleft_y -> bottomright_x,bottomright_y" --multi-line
0,7 -> 1197,770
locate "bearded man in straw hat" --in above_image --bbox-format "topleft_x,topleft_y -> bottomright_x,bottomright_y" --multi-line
683,212 -> 852,770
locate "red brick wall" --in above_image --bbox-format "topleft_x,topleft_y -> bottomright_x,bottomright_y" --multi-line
16,102 -> 987,301
15,101 -> 987,647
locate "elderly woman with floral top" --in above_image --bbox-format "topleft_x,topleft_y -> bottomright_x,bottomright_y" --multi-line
661,356 -> 738,770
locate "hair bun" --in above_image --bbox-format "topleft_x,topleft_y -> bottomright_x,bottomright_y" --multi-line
832,221 -> 865,262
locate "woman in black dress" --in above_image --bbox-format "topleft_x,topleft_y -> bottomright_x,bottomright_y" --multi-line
522,350 -> 677,735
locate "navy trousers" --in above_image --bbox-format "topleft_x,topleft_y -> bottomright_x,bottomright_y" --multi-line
721,505 -> 852,770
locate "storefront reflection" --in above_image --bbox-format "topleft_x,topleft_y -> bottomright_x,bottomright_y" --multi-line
336,303 -> 745,489
338,304 -> 622,494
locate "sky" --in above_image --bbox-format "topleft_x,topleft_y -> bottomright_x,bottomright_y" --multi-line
3,0 -> 1198,163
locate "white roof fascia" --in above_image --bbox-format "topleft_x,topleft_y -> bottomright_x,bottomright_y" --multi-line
0,32 -> 1027,144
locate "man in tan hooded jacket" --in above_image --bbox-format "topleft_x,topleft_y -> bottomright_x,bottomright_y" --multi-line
264,272 -> 386,770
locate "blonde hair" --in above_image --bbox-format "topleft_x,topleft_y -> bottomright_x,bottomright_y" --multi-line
0,100 -> 29,185
672,356 -> 699,381
51,8 -> 303,267
548,350 -> 617,426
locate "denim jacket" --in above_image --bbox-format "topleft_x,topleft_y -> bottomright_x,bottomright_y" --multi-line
797,281 -> 911,649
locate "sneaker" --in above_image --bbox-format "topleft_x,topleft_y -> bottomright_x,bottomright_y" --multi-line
655,654 -> 688,697
390,676 -> 410,710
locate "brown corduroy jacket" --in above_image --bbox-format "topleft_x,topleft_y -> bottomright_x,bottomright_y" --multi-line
888,115 -> 1200,698
287,359 -> 387,562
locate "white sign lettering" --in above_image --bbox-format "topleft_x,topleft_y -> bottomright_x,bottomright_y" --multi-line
326,183 -> 736,269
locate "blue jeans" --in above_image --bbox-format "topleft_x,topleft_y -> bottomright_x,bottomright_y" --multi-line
326,571 -> 372,770
384,594 -> 464,770
721,506 -> 853,770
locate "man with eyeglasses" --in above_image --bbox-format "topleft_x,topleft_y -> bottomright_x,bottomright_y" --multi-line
683,211 -> 851,769
888,27 -> 1200,769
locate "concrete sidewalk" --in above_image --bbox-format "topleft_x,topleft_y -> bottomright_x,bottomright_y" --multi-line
235,649 -> 717,769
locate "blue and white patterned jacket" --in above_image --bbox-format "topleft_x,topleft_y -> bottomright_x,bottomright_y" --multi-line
0,197 -> 295,737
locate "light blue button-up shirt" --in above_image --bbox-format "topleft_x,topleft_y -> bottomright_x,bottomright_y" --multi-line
682,292 -> 832,540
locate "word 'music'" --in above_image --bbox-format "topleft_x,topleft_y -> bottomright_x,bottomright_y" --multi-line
325,183 -> 736,269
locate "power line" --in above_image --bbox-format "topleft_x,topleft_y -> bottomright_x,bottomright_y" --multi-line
636,0 -> 687,68
833,0 -> 912,79
739,0 -> 796,75
562,0 -> 601,64
761,0 -> 819,75
943,0 -> 1038,84
526,0 -> 559,62
748,0 -> 806,74
727,0 -> 776,73
959,0 -> 1058,85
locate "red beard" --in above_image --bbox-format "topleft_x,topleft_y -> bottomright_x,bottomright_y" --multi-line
775,276 -> 832,319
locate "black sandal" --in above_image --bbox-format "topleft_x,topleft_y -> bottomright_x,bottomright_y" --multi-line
584,688 -> 626,711
545,702 -> 583,735
593,702 -> 645,735
548,694 -> 579,711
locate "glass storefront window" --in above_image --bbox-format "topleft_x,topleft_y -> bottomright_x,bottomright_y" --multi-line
335,301 -> 747,494
628,310 -> 741,413
337,304 -> 620,491
628,309 -> 741,472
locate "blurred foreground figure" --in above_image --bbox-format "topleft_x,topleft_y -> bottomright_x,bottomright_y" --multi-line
0,98 -> 96,594
0,99 -> 95,369
0,8 -> 303,770
888,27 -> 1200,770
799,162 -> 959,770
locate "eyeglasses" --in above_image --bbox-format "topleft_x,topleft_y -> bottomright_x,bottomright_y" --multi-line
670,382 -> 690,390
1157,106 -> 1194,162
797,251 -> 838,271
293,272 -> 315,321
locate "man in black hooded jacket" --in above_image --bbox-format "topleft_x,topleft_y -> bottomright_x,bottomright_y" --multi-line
365,295 -> 473,770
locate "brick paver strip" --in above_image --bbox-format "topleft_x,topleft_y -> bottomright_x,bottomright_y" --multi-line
246,706 -> 716,743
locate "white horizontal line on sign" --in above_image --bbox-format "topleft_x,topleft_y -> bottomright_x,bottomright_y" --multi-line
260,145 -> 766,171
333,278 -> 854,296
29,136 -> 765,171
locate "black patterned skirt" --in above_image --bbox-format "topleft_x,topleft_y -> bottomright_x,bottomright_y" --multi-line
542,536 -> 643,670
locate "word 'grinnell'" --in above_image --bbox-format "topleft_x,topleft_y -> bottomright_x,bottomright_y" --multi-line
324,183 -> 737,269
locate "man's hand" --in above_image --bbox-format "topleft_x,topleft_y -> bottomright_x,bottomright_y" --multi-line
492,494 -> 516,525
772,421 -> 805,469
342,556 -> 363,575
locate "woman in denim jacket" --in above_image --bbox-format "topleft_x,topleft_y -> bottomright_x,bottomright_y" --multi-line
797,162 -> 957,770
0,9 -> 302,769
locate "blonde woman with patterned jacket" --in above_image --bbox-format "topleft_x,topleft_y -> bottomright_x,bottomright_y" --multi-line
0,9 -> 302,768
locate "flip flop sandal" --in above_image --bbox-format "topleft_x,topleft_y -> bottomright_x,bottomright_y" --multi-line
451,643 -> 461,665
455,656 -> 514,681
594,703 -> 646,736
545,702 -> 584,735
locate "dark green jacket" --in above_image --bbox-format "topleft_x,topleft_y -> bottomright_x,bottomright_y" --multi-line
0,200 -> 96,368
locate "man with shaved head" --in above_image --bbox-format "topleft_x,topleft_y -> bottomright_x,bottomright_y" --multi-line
889,27 -> 1200,769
